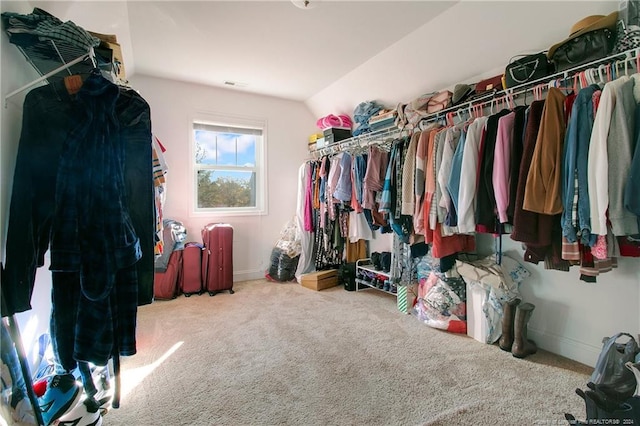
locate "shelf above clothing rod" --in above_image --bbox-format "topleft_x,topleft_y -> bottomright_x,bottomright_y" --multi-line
311,125 -> 403,158
308,47 -> 640,159
4,50 -> 93,107
427,47 -> 640,123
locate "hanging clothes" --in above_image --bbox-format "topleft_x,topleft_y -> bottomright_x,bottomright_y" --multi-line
434,126 -> 448,226
351,154 -> 367,213
511,100 -> 548,246
303,162 -> 315,232
506,106 -> 528,224
523,87 -> 567,215
362,145 -> 388,211
458,116 -> 488,233
2,75 -> 154,319
296,161 -> 315,281
587,76 -> 633,235
606,75 -> 639,236
414,129 -> 433,236
561,84 -> 600,245
437,126 -> 462,236
493,111 -> 516,224
426,130 -> 446,231
624,104 -> 640,222
476,109 -> 511,233
446,128 -> 466,228
333,152 -> 353,203
3,73 -> 154,374
401,131 -> 421,215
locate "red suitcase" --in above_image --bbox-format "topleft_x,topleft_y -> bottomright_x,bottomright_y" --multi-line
180,242 -> 204,296
153,249 -> 183,300
201,223 -> 234,296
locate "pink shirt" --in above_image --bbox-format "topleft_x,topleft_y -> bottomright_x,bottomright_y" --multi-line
493,112 -> 516,223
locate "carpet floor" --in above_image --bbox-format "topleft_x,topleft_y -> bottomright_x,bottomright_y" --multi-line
104,279 -> 592,425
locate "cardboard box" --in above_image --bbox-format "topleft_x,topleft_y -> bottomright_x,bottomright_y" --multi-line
301,269 -> 339,291
88,31 -> 126,80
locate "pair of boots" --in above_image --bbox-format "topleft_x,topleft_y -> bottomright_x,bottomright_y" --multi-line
499,298 -> 537,358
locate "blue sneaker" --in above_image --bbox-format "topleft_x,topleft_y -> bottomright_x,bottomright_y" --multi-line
38,374 -> 82,425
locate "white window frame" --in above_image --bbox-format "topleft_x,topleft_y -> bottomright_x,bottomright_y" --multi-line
190,111 -> 267,217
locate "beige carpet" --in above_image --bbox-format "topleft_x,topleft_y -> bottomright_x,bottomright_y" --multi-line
105,279 -> 592,426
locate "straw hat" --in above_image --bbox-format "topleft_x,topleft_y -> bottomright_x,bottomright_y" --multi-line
547,11 -> 618,59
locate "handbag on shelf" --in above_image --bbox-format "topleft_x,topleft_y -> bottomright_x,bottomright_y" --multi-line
399,90 -> 453,130
504,52 -> 555,89
475,74 -> 504,94
426,90 -> 452,113
550,28 -> 617,72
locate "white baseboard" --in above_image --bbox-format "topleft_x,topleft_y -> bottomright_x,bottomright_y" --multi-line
233,269 -> 264,282
528,327 -> 601,368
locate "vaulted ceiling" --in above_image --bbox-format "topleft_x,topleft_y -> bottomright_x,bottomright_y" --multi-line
17,0 -> 456,101
8,0 -> 617,112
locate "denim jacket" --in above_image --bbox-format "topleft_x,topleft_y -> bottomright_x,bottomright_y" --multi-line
561,84 -> 599,245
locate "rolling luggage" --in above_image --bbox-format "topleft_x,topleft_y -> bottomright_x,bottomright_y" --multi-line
180,242 -> 204,296
153,249 -> 183,300
201,223 -> 234,296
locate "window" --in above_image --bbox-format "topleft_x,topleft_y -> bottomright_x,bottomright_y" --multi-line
192,117 -> 266,214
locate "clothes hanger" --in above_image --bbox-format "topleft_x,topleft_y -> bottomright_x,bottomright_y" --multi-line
444,111 -> 453,127
473,104 -> 483,119
533,84 -> 544,101
507,92 -> 516,110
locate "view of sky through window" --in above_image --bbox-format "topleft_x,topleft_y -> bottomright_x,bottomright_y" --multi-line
195,130 -> 256,168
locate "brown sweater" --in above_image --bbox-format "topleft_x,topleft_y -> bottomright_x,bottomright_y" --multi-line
523,88 -> 567,214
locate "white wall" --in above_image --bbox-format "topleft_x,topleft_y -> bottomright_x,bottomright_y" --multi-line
475,235 -> 640,367
306,1 -> 616,118
128,74 -> 317,281
1,0 -> 56,365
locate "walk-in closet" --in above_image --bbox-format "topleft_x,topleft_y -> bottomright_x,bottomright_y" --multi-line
1,1 -> 639,425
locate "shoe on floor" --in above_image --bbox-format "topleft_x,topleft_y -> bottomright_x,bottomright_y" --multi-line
58,398 -> 102,426
33,377 -> 48,397
37,373 -> 82,426
91,367 -> 112,414
12,398 -> 36,425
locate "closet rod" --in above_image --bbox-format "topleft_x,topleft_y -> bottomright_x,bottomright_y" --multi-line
312,125 -> 403,158
4,49 -> 94,107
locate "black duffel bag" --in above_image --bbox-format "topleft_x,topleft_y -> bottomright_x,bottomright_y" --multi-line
504,52 -> 554,89
547,12 -> 619,73
550,28 -> 616,72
